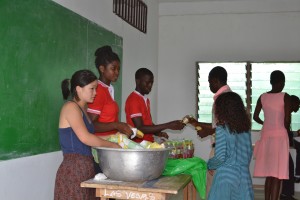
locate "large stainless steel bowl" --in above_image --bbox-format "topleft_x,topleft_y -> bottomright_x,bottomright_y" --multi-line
95,147 -> 170,182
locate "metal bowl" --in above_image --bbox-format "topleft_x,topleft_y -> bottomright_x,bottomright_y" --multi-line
95,147 -> 170,182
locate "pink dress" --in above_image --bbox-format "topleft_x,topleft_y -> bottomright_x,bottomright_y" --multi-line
253,92 -> 289,179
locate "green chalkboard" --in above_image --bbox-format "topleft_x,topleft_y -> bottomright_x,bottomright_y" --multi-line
0,0 -> 123,160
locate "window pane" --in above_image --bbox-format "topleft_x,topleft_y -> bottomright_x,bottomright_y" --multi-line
197,62 -> 247,123
252,63 -> 300,130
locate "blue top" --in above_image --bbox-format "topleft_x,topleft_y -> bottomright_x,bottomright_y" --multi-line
59,102 -> 95,156
207,125 -> 254,200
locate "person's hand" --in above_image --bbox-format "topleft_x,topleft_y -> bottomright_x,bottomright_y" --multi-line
157,132 -> 169,139
115,122 -> 133,137
109,142 -> 122,149
208,170 -> 214,176
196,127 -> 214,138
167,120 -> 186,130
185,116 -> 199,127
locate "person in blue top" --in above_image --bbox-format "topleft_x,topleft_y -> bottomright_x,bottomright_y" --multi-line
54,69 -> 120,200
207,92 -> 254,200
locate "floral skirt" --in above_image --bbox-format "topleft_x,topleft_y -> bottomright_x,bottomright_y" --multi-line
54,153 -> 98,200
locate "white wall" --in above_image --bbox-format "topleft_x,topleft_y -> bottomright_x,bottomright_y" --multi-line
158,0 -> 300,187
0,1 -> 159,199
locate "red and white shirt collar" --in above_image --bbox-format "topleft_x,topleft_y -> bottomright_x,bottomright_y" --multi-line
134,90 -> 148,107
99,80 -> 114,100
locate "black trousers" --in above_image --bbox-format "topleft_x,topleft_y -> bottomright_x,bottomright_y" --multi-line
281,153 -> 295,196
294,139 -> 300,176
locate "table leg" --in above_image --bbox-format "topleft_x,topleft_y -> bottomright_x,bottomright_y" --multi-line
183,183 -> 188,200
183,180 -> 196,200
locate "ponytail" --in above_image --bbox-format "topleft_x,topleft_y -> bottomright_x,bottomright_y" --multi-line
61,79 -> 70,100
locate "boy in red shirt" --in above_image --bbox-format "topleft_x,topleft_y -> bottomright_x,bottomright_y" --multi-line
125,68 -> 185,143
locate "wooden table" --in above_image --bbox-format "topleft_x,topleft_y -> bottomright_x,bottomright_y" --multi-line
81,174 -> 197,200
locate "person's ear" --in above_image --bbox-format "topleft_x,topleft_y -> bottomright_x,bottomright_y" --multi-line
76,85 -> 82,94
99,65 -> 105,74
136,79 -> 140,85
75,86 -> 82,96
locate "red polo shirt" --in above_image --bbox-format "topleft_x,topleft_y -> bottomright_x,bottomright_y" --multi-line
87,80 -> 119,136
125,91 -> 154,142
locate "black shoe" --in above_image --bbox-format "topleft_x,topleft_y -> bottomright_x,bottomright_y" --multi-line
280,194 -> 298,200
295,177 -> 300,183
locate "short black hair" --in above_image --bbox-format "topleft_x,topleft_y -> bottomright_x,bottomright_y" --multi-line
209,66 -> 227,84
270,70 -> 285,85
135,68 -> 153,80
291,95 -> 300,105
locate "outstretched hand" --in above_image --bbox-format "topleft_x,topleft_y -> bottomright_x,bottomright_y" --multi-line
196,126 -> 215,138
156,132 -> 169,139
167,120 -> 186,130
184,116 -> 200,127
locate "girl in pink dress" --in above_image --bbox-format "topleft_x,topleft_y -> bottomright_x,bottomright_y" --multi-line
253,70 -> 291,200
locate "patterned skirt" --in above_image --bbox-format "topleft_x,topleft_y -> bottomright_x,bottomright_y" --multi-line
54,154 -> 98,200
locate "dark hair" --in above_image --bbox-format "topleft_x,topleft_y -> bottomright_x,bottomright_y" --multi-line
270,70 -> 285,85
94,45 -> 120,73
209,66 -> 227,84
215,92 -> 251,133
291,95 -> 300,104
61,69 -> 97,100
291,95 -> 300,112
135,68 -> 153,80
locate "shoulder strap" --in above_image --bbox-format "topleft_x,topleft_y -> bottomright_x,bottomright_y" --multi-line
69,100 -> 84,113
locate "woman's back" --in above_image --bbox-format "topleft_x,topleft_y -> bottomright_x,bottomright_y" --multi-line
261,92 -> 286,133
227,128 -> 252,166
254,92 -> 289,179
207,125 -> 254,200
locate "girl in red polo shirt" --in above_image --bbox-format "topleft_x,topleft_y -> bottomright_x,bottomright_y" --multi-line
87,46 -> 132,173
88,45 -> 132,137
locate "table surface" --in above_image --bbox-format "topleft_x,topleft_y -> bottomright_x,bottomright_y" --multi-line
81,174 -> 192,195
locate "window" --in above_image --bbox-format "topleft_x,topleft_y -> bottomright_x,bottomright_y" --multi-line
197,62 -> 300,131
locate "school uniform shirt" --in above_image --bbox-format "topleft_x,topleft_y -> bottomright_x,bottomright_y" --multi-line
87,80 -> 119,136
125,91 -> 154,142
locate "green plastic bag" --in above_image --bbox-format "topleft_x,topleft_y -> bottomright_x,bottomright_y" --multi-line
163,157 -> 207,199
